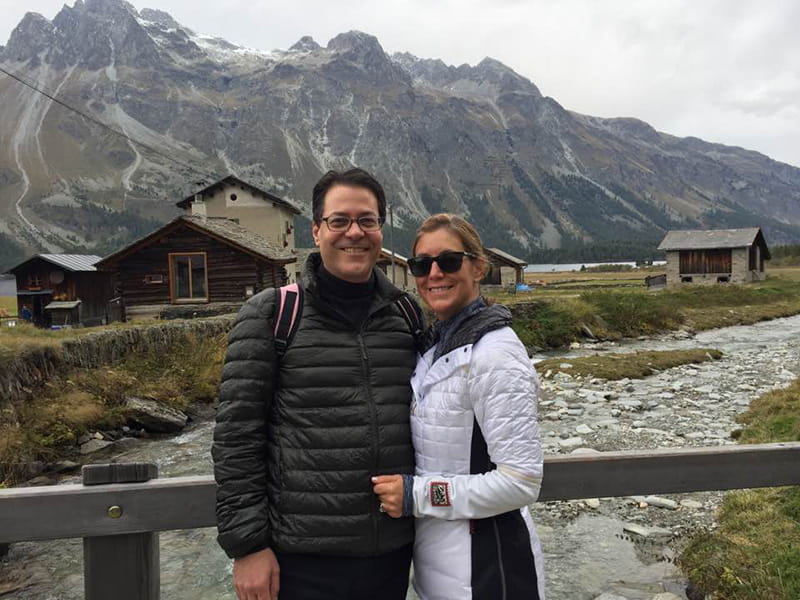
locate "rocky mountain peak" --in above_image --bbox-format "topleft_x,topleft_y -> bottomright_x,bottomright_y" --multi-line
473,56 -> 541,96
85,0 -> 139,17
2,13 -> 55,61
325,30 -> 409,85
289,35 -> 321,52
140,8 -> 184,31
327,30 -> 384,56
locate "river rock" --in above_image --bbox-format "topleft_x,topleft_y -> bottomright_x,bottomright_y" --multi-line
652,594 -> 683,600
593,594 -> 627,600
576,424 -> 593,434
124,397 -> 188,433
680,499 -> 704,509
557,437 -> 585,450
642,496 -> 678,510
623,523 -> 672,537
80,439 -> 114,454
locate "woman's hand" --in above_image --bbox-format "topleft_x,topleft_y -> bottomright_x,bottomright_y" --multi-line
371,474 -> 404,518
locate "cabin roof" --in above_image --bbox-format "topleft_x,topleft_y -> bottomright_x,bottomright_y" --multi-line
96,215 -> 296,267
175,175 -> 301,214
658,227 -> 769,258
486,247 -> 527,267
5,254 -> 102,274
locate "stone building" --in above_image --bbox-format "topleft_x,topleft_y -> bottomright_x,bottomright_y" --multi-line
175,175 -> 301,254
657,227 -> 770,286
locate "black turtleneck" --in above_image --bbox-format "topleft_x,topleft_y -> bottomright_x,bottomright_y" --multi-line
316,264 -> 376,328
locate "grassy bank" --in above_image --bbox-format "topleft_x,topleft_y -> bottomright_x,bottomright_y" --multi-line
679,379 -> 800,599
0,329 -> 227,484
536,348 -> 722,380
501,273 -> 800,349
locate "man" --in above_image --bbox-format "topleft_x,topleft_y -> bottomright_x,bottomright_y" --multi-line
213,168 -> 420,600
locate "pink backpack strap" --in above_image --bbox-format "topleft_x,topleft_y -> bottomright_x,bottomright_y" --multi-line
274,283 -> 303,356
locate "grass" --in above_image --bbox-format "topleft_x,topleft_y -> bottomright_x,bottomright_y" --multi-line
679,378 -> 800,599
0,331 -> 227,484
0,296 -> 16,317
536,348 -> 723,380
491,270 -> 800,348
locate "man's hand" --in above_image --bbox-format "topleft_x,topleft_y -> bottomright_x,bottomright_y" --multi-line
233,547 -> 280,600
372,474 -> 404,518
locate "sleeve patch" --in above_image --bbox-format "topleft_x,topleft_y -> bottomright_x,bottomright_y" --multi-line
429,481 -> 451,507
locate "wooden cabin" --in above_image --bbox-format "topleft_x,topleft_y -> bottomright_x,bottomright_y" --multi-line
96,216 -> 296,320
658,227 -> 770,286
482,247 -> 527,287
292,248 -> 413,292
5,254 -> 113,327
377,248 -> 411,291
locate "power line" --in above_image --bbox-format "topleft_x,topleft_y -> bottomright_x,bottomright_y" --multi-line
0,64 -> 224,185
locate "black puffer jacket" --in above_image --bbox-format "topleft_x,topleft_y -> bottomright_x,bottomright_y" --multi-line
213,254 -> 418,559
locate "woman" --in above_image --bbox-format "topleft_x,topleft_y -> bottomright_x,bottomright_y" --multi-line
372,214 -> 545,600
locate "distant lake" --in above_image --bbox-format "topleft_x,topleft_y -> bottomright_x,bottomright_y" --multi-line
0,277 -> 16,297
525,261 -> 666,273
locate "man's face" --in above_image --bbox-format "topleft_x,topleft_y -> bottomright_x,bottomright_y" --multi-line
312,184 -> 383,283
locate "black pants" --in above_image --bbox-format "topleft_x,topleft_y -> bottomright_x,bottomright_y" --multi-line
274,544 -> 412,600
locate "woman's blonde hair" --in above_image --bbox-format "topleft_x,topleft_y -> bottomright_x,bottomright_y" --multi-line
412,213 -> 488,276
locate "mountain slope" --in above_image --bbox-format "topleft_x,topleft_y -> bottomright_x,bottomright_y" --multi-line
1,0 -> 799,266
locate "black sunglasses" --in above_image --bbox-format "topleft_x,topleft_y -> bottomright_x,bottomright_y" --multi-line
408,251 -> 478,277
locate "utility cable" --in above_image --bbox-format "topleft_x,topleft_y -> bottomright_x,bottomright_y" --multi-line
0,64 -> 224,185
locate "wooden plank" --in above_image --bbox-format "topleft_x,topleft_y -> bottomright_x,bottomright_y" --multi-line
82,463 -> 158,486
538,442 -> 800,501
1,443 -> 798,543
0,476 -> 216,543
84,533 -> 159,600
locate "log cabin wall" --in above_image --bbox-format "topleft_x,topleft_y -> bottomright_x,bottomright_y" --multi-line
13,259 -> 112,323
113,225 -> 287,307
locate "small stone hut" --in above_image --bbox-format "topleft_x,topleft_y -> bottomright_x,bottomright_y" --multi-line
658,227 -> 770,285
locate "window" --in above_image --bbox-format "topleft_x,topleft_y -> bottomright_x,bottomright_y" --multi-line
27,274 -> 43,288
169,253 -> 208,302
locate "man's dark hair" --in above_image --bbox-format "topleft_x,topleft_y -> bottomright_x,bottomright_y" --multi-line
312,168 -> 386,224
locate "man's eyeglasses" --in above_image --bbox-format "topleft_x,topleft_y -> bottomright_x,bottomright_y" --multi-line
407,251 -> 479,277
321,215 -> 384,232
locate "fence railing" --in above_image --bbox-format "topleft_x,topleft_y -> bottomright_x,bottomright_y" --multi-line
1,442 -> 799,599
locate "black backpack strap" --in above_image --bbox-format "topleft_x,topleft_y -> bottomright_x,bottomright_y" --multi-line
395,293 -> 425,351
273,283 -> 304,358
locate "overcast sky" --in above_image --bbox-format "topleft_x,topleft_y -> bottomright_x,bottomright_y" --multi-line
2,0 -> 799,168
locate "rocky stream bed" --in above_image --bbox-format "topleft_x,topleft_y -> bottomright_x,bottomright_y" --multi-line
2,314 -> 800,599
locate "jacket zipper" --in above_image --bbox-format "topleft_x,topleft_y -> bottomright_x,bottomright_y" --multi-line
357,331 -> 380,553
493,519 -> 508,600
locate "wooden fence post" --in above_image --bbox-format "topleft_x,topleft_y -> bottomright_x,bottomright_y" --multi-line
82,463 -> 160,600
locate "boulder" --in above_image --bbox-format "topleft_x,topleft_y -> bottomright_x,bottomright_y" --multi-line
80,439 -> 114,454
124,397 -> 188,433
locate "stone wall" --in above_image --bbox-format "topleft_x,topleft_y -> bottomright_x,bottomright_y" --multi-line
667,247 -> 762,286
0,317 -> 234,406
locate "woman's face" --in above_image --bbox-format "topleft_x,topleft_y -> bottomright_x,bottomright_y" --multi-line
413,228 -> 484,321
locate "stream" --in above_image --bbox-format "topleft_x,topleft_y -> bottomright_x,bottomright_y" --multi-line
2,314 -> 800,599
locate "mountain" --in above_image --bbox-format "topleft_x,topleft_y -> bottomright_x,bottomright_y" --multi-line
2,0 -> 800,267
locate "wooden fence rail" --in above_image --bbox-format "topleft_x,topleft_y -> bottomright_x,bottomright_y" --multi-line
1,442 -> 799,599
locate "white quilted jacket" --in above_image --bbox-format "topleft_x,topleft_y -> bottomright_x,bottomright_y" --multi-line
409,325 -> 545,600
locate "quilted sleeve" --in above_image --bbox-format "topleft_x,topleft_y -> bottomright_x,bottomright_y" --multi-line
412,328 -> 543,519
212,289 -> 278,558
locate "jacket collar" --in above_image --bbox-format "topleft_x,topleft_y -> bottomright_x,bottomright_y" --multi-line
301,251 -> 405,315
